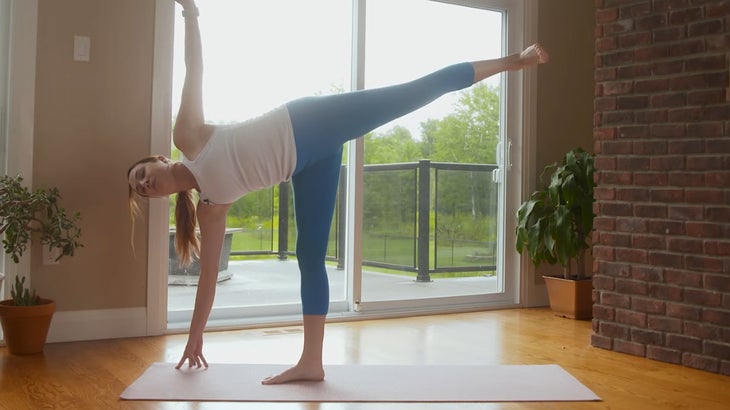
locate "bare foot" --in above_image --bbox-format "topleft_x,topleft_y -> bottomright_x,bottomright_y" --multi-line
261,363 -> 325,385
514,43 -> 550,69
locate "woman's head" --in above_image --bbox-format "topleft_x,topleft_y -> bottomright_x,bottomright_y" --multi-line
127,155 -> 200,267
127,155 -> 176,199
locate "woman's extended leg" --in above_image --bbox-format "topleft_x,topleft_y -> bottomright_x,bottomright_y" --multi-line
261,149 -> 343,385
287,43 -> 549,172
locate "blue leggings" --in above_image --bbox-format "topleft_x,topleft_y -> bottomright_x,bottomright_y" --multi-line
285,62 -> 475,315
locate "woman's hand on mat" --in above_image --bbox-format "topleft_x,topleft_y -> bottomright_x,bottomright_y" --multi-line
175,337 -> 208,370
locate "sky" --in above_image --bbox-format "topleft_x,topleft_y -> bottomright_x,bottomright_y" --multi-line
173,0 -> 504,140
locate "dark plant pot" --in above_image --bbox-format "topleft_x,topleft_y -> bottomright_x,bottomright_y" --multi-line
543,276 -> 592,320
0,298 -> 56,355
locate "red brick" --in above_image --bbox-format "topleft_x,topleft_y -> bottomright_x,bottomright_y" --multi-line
649,155 -> 685,171
670,39 -> 706,57
616,248 -> 649,264
650,124 -> 685,138
636,14 -> 667,31
593,245 -> 615,261
703,341 -> 730,361
650,92 -> 686,107
665,269 -> 702,287
668,205 -> 704,221
653,26 -> 685,43
706,207 -> 730,223
595,67 -> 617,82
685,189 -> 724,204
632,297 -> 666,314
688,19 -> 724,37
669,107 -> 702,122
600,202 -> 633,217
687,89 -> 726,105
648,220 -> 685,235
634,172 -> 668,186
602,291 -> 632,308
701,309 -> 730,326
684,289 -> 723,307
593,275 -> 615,291
616,278 -> 649,295
702,105 -> 730,121
603,81 -> 633,96
686,222 -> 723,238
634,110 -> 668,124
706,171 -> 730,187
633,140 -> 667,155
631,328 -> 663,345
650,188 -> 683,202
635,77 -> 671,93
668,333 -> 704,354
616,125 -> 648,139
631,265 -> 664,282
686,122 -> 723,138
615,339 -> 646,356
686,255 -> 724,273
604,19 -> 635,36
603,111 -> 635,125
703,241 -> 730,258
687,155 -> 730,170
617,63 -> 651,78
591,333 -> 613,350
602,141 -> 634,155
648,315 -> 682,333
705,274 -> 730,292
595,96 -> 617,112
596,36 -> 618,52
600,232 -> 632,248
668,172 -> 704,187
705,33 -> 730,51
594,216 -> 616,231
616,309 -> 646,328
668,139 -> 704,154
647,345 -> 681,364
617,218 -> 647,233
669,8 -> 703,25
650,283 -> 684,301
667,237 -> 703,253
594,127 -> 617,140
682,353 -> 720,373
634,204 -> 668,219
600,321 -> 630,339
616,157 -> 650,171
684,321 -> 722,341
593,304 -> 615,321
667,302 -> 702,321
706,2 -> 730,18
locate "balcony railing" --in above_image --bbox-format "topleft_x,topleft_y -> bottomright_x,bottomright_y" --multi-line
223,160 -> 499,282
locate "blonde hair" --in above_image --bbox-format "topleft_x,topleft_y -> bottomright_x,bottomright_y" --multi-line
127,156 -> 200,267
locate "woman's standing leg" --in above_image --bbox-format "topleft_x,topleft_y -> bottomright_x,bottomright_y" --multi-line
261,149 -> 343,385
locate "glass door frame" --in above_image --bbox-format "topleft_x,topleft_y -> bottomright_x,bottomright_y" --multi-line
149,0 -> 538,331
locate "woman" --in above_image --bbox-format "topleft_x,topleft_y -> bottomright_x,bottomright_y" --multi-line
128,0 -> 548,385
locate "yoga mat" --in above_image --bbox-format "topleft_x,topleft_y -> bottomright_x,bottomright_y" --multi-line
121,363 -> 600,402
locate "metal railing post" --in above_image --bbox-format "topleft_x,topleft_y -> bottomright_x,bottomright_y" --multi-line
417,159 -> 431,282
278,181 -> 289,260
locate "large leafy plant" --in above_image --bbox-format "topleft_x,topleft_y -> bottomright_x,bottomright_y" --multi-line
0,175 -> 82,305
516,148 -> 595,280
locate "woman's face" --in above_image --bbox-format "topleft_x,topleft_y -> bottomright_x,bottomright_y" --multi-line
128,156 -> 175,198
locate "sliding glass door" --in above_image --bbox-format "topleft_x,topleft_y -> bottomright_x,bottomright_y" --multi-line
166,0 -> 526,328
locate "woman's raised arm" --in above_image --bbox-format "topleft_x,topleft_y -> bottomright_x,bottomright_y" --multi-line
172,0 -> 208,158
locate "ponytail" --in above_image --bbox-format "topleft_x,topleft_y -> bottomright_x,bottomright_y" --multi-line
174,189 -> 200,267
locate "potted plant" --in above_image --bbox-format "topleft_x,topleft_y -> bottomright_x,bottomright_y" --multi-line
515,148 -> 595,319
0,175 -> 82,354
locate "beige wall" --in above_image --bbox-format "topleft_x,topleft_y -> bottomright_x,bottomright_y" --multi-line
31,0 -> 154,310
26,1 -> 595,313
533,0 -> 596,281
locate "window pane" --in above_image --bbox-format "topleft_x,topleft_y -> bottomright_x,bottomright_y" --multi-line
361,0 -> 504,302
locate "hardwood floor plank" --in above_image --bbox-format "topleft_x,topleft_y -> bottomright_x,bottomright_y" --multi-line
1,308 -> 727,409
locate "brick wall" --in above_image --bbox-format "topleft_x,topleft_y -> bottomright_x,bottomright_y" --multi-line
592,0 -> 730,375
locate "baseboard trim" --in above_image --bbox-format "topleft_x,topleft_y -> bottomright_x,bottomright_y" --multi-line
47,307 -> 149,343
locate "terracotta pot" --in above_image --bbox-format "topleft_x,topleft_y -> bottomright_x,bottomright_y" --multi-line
543,276 -> 593,320
0,298 -> 56,355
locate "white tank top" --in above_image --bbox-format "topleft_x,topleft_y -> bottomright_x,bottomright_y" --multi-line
181,105 -> 296,205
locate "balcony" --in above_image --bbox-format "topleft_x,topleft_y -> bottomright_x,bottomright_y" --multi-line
168,160 -> 501,312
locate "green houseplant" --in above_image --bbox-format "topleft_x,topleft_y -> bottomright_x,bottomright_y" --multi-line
0,175 -> 82,354
516,148 -> 595,319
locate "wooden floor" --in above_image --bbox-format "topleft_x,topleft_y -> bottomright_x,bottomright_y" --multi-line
1,308 -> 728,410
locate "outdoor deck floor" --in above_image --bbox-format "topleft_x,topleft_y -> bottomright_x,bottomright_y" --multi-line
168,259 -> 498,311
